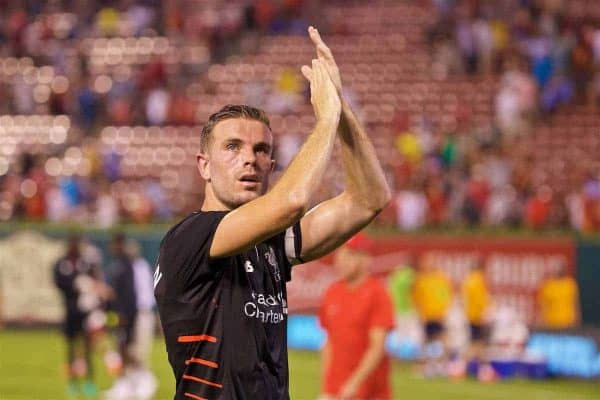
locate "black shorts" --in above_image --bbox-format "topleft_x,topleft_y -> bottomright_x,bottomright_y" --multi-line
117,314 -> 137,347
63,313 -> 86,338
425,321 -> 444,341
470,323 -> 487,342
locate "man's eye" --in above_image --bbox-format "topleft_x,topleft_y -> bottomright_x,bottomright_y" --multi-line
256,146 -> 270,154
226,143 -> 239,150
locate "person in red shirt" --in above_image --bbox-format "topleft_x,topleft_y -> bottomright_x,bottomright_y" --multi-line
319,233 -> 395,400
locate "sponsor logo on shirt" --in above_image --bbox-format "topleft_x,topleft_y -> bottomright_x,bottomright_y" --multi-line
244,291 -> 287,324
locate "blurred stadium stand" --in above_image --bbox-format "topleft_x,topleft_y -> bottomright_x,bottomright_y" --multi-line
0,0 -> 598,231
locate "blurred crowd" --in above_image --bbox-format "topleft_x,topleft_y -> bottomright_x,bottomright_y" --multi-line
390,0 -> 600,232
428,0 -> 600,111
0,0 -> 310,225
388,108 -> 600,232
1,0 -> 599,232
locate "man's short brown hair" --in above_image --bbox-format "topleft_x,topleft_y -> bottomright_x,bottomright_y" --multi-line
200,104 -> 271,152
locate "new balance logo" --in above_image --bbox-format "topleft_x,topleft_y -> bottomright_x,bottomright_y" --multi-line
153,264 -> 163,289
244,260 -> 254,273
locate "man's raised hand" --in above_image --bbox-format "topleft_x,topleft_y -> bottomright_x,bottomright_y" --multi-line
306,58 -> 341,124
301,26 -> 342,94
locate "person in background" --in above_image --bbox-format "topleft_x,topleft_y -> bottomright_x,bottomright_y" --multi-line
53,235 -> 108,398
537,262 -> 580,330
319,233 -> 395,400
126,239 -> 158,400
388,258 -> 422,347
460,262 -> 491,378
104,233 -> 139,400
412,256 -> 453,377
79,237 -> 122,378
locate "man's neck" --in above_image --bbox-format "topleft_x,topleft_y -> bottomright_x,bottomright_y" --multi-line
201,185 -> 232,211
345,272 -> 367,288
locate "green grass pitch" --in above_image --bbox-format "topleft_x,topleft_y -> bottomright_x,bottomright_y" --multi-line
0,330 -> 598,399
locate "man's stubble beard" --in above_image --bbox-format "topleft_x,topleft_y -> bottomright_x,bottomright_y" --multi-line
211,179 -> 269,210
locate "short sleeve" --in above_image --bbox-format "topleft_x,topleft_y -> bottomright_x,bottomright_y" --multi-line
270,221 -> 302,283
368,282 -> 395,331
158,212 -> 228,290
284,222 -> 303,265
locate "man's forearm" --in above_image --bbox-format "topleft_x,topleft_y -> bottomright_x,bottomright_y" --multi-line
345,334 -> 386,389
271,117 -> 339,214
321,341 -> 331,383
338,98 -> 391,211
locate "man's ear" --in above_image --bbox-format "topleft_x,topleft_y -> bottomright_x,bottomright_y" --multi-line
196,152 -> 211,180
270,159 -> 276,172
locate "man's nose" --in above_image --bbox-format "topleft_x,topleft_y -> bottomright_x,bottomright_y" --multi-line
241,146 -> 257,165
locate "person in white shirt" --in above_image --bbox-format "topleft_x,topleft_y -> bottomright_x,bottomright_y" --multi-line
129,239 -> 158,399
104,239 -> 158,400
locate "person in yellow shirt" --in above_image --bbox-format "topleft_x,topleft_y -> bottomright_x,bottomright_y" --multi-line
462,264 -> 491,367
412,257 -> 453,376
538,264 -> 580,330
394,130 -> 421,165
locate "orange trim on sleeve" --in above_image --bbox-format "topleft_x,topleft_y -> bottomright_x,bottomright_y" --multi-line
185,357 -> 219,368
184,392 -> 208,400
182,374 -> 223,388
178,334 -> 217,343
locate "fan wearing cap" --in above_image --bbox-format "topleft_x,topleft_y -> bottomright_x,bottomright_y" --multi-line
318,233 -> 395,400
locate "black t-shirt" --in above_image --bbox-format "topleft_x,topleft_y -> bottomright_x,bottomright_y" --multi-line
155,211 -> 302,400
53,256 -> 98,319
107,254 -> 137,320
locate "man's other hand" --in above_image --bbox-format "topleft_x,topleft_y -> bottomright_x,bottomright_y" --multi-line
301,26 -> 342,95
305,58 -> 341,124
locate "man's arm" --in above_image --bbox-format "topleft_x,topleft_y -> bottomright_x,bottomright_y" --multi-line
321,340 -> 332,389
338,328 -> 388,399
209,60 -> 341,258
297,27 -> 392,262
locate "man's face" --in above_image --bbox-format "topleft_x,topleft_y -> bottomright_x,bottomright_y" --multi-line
197,118 -> 274,209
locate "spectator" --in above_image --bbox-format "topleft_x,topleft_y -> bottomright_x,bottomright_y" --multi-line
485,183 -> 519,226
524,185 -> 553,229
266,67 -> 303,113
77,78 -> 99,131
394,128 -> 422,165
495,56 -> 537,136
582,172 -> 600,231
94,178 -> 120,228
463,164 -> 490,225
46,178 -> 71,222
145,86 -> 170,125
395,180 -> 428,230
540,74 -> 574,114
571,27 -> 594,103
565,186 -> 586,231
